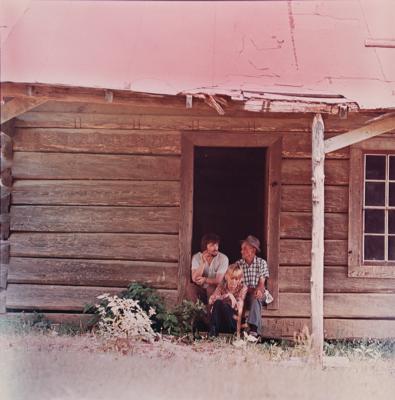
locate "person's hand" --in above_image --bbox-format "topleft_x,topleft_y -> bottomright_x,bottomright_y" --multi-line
202,250 -> 213,265
255,289 -> 264,300
195,276 -> 206,286
228,293 -> 237,309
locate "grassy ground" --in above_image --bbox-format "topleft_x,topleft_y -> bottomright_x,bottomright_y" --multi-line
1,318 -> 395,400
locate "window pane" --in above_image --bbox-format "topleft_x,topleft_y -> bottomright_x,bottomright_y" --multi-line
364,209 -> 385,233
390,156 -> 395,180
389,183 -> 395,206
365,182 -> 385,206
364,235 -> 385,261
388,237 -> 395,260
365,155 -> 386,180
389,211 -> 395,234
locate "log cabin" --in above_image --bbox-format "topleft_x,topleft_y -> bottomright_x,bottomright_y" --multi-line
1,1 -> 395,356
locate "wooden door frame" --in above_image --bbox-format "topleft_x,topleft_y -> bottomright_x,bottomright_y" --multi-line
178,131 -> 282,309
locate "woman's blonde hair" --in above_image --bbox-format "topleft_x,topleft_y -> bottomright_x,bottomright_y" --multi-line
225,263 -> 243,281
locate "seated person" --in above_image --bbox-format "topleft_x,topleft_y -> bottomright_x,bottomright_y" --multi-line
186,233 -> 229,305
236,235 -> 269,338
208,264 -> 247,338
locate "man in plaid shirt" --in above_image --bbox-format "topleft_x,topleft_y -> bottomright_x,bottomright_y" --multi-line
236,235 -> 269,337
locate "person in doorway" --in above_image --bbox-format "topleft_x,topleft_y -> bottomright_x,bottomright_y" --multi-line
186,233 -> 229,305
236,235 -> 269,338
208,264 -> 247,338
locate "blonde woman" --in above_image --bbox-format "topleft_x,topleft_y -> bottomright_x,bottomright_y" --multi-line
208,264 -> 247,338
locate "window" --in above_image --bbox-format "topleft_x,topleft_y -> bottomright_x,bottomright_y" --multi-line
363,154 -> 395,262
349,139 -> 395,278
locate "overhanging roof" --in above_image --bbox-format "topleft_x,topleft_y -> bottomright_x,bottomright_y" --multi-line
1,0 -> 395,110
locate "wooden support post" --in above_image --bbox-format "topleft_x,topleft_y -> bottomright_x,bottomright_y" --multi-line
311,113 -> 325,366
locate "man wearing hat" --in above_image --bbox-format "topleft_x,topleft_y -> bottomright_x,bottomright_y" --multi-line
236,235 -> 269,337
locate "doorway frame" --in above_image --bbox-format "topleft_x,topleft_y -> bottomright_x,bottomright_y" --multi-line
178,131 -> 282,310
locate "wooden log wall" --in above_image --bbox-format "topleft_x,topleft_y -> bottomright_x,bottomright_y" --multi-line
4,100 -> 395,339
0,121 -> 14,314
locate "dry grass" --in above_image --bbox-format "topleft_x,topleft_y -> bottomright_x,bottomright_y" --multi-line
1,330 -> 395,400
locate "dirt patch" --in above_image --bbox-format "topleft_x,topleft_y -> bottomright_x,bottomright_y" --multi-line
1,333 -> 394,400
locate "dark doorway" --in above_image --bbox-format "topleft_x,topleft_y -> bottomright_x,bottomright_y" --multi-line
192,147 -> 266,263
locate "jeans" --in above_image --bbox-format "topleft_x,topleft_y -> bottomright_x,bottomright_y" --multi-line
209,300 -> 237,336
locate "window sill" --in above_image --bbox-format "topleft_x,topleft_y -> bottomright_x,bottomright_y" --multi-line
348,264 -> 395,278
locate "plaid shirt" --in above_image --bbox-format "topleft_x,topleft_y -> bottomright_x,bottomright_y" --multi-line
236,257 -> 269,288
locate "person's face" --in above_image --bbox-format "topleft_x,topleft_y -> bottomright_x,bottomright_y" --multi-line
226,274 -> 240,290
241,242 -> 256,261
206,241 -> 219,256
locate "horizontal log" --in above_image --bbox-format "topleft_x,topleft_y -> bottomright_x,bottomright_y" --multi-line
279,239 -> 347,265
281,185 -> 348,213
262,317 -> 395,339
282,159 -> 349,185
13,128 -> 181,155
12,152 -> 180,180
11,180 -> 180,206
15,110 -> 382,132
282,133 -> 349,159
13,128 -> 351,160
3,312 -> 93,329
3,312 -> 394,339
6,284 -> 177,311
15,111 -> 311,132
262,292 -> 395,319
279,266 -> 395,293
280,212 -> 348,240
10,233 -> 179,262
10,206 -> 179,234
7,257 -> 178,289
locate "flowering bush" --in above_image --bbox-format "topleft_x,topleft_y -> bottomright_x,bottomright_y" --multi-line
95,293 -> 156,341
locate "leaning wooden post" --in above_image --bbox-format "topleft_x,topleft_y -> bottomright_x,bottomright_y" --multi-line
311,113 -> 325,366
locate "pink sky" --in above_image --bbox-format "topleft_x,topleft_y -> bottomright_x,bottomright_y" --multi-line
1,0 -> 395,109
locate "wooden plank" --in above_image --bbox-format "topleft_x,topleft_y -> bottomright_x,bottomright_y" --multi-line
262,318 -> 395,339
13,128 -> 181,155
282,159 -> 349,185
261,292 -> 395,319
15,111 -> 311,132
282,132 -> 349,159
12,152 -> 180,180
10,233 -> 179,262
0,290 -> 5,313
10,206 -> 179,234
11,180 -> 180,206
178,136 -> 194,302
281,185 -> 348,213
7,257 -> 178,289
1,98 -> 48,124
279,266 -> 395,293
0,241 -> 10,264
325,113 -> 395,153
4,312 -> 93,328
280,239 -> 347,266
365,39 -> 395,48
265,138 -> 282,310
280,212 -> 348,240
6,284 -> 177,311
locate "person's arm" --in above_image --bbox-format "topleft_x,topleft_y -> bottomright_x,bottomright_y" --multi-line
235,286 -> 247,338
208,284 -> 225,306
207,255 -> 228,286
255,276 -> 265,300
192,252 -> 208,284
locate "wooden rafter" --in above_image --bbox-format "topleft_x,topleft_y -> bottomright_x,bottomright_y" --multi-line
1,97 -> 48,124
324,112 -> 395,154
